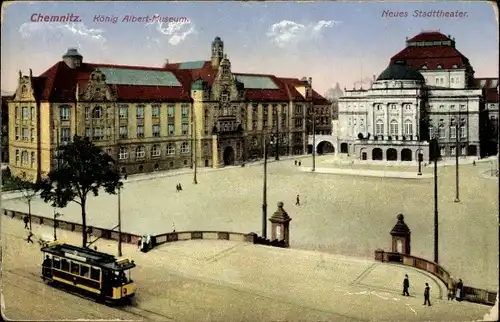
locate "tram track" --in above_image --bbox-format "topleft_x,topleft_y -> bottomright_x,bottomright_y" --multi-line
3,268 -> 176,321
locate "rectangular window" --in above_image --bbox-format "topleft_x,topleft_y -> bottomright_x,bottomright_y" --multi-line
450,146 -> 456,156
61,128 -> 70,142
294,119 -> 302,128
31,107 -> 36,120
71,262 -> 80,275
85,107 -> 90,119
136,106 -> 144,119
152,145 -> 161,157
460,126 -> 466,138
15,127 -> 19,140
80,265 -> 90,277
181,105 -> 189,117
168,124 -> 175,135
90,267 -> 100,281
152,125 -> 160,137
137,125 -> 144,138
30,128 -> 35,142
167,105 -> 175,117
404,123 -> 413,135
182,123 -> 188,135
136,147 -> 145,158
60,107 -> 70,120
119,106 -> 128,119
30,152 -> 35,168
22,107 -> 29,120
22,128 -> 29,141
52,257 -> 61,269
252,120 -> 258,130
15,150 -> 19,164
119,126 -> 128,138
295,105 -> 303,114
439,127 -> 446,139
119,148 -> 128,160
93,127 -> 104,140
61,259 -> 69,271
390,123 -> 398,135
450,126 -> 456,138
152,104 -> 160,117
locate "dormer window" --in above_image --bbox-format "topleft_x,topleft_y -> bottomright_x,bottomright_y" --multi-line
421,65 -> 428,70
436,65 -> 442,69
452,65 -> 457,69
221,91 -> 229,102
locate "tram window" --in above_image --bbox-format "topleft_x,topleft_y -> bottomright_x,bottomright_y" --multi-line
71,262 -> 80,275
80,265 -> 90,277
53,257 -> 61,269
61,259 -> 69,271
90,267 -> 100,281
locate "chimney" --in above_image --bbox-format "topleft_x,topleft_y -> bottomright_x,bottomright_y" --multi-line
19,70 -> 22,79
308,77 -> 312,86
29,69 -> 32,79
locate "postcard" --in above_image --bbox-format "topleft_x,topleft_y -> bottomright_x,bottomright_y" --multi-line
1,1 -> 498,321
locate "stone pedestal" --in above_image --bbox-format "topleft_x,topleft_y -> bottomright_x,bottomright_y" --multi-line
390,214 -> 411,255
269,202 -> 292,247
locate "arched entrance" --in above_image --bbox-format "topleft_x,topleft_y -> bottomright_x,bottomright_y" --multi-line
223,146 -> 235,165
401,149 -> 412,161
317,141 -> 335,154
340,143 -> 348,153
387,148 -> 398,161
372,148 -> 383,160
360,148 -> 367,160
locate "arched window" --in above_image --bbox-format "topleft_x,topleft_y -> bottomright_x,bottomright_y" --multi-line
151,144 -> 161,157
135,146 -> 145,158
390,120 -> 398,135
180,142 -> 190,153
167,143 -> 176,155
118,147 -> 128,160
92,106 -> 102,119
404,120 -> 413,135
375,120 -> 384,135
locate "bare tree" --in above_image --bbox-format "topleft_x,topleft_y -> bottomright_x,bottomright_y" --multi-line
13,176 -> 38,231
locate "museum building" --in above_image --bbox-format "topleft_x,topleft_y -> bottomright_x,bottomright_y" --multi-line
7,36 -> 330,180
337,31 -> 498,162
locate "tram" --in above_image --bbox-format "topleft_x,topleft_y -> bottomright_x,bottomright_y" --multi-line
40,241 -> 136,304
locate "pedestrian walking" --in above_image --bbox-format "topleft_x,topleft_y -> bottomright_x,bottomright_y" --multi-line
176,184 -> 180,192
423,283 -> 431,306
402,274 -> 410,296
298,161 -> 302,166
26,231 -> 34,244
178,183 -> 183,191
456,279 -> 464,301
473,160 -> 476,166
295,194 -> 300,206
294,160 -> 297,166
23,215 -> 29,230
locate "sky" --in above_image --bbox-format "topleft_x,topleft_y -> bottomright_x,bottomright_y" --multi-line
1,1 -> 498,96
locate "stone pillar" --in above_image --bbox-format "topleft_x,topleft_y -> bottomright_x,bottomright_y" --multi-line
269,202 -> 292,247
390,214 -> 411,255
212,135 -> 219,168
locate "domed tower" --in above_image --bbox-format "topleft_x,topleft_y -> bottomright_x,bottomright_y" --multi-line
62,48 -> 83,69
211,36 -> 224,69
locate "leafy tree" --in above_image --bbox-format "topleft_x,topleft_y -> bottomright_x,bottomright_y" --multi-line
12,175 -> 38,231
37,135 -> 122,247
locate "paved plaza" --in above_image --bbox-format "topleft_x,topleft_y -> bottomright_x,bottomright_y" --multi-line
1,217 -> 492,321
2,155 -> 498,291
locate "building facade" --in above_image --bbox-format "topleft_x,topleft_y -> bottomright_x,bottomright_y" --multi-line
7,37 -> 329,180
338,31 -> 498,162
1,95 -> 11,163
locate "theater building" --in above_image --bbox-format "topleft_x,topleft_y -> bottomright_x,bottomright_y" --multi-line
7,37 -> 329,180
338,31 -> 498,162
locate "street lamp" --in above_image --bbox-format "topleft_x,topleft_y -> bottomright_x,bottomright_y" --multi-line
454,121 -> 460,203
118,183 -> 122,257
192,112 -> 198,184
308,111 -> 317,172
429,137 -> 440,264
53,210 -> 63,241
262,129 -> 275,239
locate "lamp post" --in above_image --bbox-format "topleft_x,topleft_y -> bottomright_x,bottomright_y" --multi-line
192,112 -> 198,184
454,121 -> 460,203
118,184 -> 122,257
262,129 -> 274,239
429,137 -> 440,263
308,111 -> 316,172
53,210 -> 62,241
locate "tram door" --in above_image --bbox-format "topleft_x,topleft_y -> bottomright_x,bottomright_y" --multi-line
102,270 -> 113,297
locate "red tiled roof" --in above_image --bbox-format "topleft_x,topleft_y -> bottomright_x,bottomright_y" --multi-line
407,31 -> 449,42
390,46 -> 469,69
474,78 -> 499,103
113,85 -> 191,102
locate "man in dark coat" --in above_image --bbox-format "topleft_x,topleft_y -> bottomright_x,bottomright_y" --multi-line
402,274 -> 410,296
423,283 -> 431,306
456,279 -> 464,301
295,194 -> 300,206
24,216 -> 29,229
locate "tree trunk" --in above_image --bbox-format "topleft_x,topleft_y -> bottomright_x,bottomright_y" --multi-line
81,198 -> 87,248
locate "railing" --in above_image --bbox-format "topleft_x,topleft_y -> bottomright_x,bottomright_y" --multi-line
375,249 -> 497,306
4,209 -> 289,250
